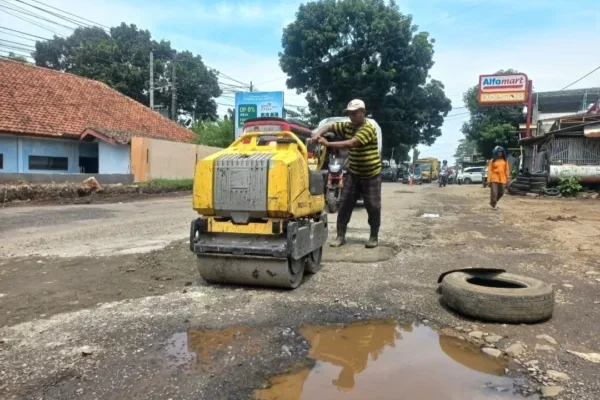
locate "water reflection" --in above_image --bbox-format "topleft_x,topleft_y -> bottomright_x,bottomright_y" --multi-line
255,320 -> 533,400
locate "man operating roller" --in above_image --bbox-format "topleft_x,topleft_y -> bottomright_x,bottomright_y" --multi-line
311,99 -> 382,249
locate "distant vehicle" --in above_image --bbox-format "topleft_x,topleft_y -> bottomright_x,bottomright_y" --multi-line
415,158 -> 439,183
402,167 -> 422,185
458,167 -> 485,184
382,164 -> 398,182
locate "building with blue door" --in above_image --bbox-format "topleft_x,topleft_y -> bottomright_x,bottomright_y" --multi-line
0,59 -> 194,180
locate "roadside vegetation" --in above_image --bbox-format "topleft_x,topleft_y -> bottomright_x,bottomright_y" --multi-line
557,175 -> 583,197
145,179 -> 194,190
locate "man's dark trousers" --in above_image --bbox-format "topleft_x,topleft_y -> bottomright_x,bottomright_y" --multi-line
336,173 -> 382,238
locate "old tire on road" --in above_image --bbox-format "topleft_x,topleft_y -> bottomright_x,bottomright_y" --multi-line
441,271 -> 554,323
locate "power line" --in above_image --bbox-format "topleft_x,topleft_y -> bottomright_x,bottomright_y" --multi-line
0,49 -> 33,59
0,43 -> 34,52
0,25 -> 51,40
0,8 -> 65,36
257,0 -> 492,85
0,29 -> 38,41
11,0 -> 103,30
0,38 -> 35,48
0,2 -> 76,30
16,0 -> 110,29
561,65 -> 600,91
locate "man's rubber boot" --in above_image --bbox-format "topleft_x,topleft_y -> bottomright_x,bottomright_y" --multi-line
330,227 -> 346,247
365,236 -> 378,249
330,236 -> 346,248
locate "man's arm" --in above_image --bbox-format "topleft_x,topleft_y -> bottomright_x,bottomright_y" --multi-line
313,124 -> 334,139
318,136 -> 361,149
311,122 -> 347,143
319,123 -> 375,149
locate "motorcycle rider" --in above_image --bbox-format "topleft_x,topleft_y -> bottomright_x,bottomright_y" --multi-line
439,160 -> 449,185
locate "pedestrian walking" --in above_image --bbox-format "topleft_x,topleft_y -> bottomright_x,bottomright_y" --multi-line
311,99 -> 382,248
488,146 -> 510,210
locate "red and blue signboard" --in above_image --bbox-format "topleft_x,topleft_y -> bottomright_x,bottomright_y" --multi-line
478,73 -> 529,106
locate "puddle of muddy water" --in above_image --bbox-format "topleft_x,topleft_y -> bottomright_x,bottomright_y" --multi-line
164,326 -> 258,373
255,320 -> 535,400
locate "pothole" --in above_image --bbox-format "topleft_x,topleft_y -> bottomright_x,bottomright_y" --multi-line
322,244 -> 397,263
255,319 -> 534,400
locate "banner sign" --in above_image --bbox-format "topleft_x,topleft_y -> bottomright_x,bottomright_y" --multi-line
478,73 -> 529,106
234,91 -> 284,138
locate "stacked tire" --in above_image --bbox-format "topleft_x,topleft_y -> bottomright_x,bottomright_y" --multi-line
508,172 -> 549,196
529,173 -> 549,194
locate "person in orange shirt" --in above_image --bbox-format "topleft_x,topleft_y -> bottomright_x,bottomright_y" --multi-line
487,146 -> 510,210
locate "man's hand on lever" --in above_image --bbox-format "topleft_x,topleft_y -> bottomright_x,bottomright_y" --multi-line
310,124 -> 333,144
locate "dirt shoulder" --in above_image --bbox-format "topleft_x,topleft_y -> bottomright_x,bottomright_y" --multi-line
0,180 -> 192,207
1,185 -> 600,399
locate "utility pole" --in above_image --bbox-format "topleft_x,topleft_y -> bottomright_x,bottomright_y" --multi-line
149,51 -> 154,110
249,81 -> 253,92
171,62 -> 177,121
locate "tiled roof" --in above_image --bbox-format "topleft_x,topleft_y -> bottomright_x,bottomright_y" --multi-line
0,59 -> 195,143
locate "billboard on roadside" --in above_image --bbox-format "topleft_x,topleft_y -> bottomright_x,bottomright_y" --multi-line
478,73 -> 529,106
234,91 -> 285,138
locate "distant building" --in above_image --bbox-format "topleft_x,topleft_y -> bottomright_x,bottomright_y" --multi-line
519,87 -> 600,137
519,88 -> 600,182
0,59 -> 195,180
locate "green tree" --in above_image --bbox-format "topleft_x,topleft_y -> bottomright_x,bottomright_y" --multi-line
33,24 -> 220,119
192,119 -> 234,148
279,0 -> 452,157
453,138 -> 477,161
7,52 -> 27,62
461,69 -> 525,157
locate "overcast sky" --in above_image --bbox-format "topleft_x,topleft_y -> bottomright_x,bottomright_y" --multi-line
1,0 -> 599,162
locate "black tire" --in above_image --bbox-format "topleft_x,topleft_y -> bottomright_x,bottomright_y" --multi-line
287,257 -> 305,289
441,271 -> 554,323
463,178 -> 472,185
530,182 -> 546,190
530,176 -> 548,184
511,183 -> 530,192
530,171 -> 549,178
305,247 -> 323,274
544,187 -> 560,197
516,177 -> 531,185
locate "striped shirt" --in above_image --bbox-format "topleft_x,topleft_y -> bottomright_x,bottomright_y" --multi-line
332,121 -> 381,177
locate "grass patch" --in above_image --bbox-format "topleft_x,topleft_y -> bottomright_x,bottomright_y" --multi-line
144,179 -> 194,191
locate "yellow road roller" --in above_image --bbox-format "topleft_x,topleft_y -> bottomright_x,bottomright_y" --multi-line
189,131 -> 328,289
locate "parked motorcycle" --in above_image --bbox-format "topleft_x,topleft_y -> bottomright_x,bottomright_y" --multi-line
438,171 -> 448,187
325,155 -> 347,213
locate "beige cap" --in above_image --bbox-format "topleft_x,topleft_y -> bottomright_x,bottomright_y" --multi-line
344,99 -> 365,111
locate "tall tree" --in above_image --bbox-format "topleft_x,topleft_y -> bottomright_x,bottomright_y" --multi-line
453,138 -> 478,161
461,69 -> 525,157
33,24 -> 220,119
279,0 -> 452,157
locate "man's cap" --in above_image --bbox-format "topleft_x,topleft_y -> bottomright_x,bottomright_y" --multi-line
345,99 -> 365,112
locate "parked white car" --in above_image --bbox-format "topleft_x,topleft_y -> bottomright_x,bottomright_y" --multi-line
458,167 -> 485,184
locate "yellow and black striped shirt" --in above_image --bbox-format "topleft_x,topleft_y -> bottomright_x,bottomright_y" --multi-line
332,121 -> 381,177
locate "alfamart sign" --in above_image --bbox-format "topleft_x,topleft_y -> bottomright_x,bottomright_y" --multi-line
478,73 -> 529,105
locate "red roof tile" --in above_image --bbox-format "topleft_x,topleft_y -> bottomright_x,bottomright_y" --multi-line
0,59 -> 195,143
